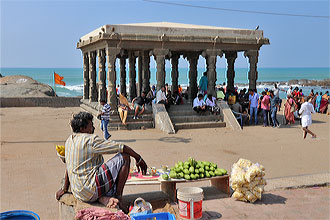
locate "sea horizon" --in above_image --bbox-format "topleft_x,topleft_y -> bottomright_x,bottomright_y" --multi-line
1,67 -> 329,98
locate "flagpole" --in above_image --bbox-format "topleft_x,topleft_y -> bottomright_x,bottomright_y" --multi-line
53,71 -> 56,96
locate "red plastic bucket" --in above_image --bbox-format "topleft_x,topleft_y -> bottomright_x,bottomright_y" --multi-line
177,187 -> 203,219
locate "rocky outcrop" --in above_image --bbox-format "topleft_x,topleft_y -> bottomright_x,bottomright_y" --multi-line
0,75 -> 55,97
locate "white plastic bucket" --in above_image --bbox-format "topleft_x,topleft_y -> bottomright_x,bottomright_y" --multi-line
177,187 -> 203,219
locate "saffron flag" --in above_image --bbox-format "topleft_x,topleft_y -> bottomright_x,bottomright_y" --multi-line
54,72 -> 66,86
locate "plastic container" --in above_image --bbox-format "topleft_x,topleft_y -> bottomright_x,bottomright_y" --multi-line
130,212 -> 176,220
177,187 -> 203,220
0,210 -> 40,220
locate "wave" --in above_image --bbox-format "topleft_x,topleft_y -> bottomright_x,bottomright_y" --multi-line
57,84 -> 83,91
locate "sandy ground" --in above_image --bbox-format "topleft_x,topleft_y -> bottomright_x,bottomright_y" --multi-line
0,107 -> 329,219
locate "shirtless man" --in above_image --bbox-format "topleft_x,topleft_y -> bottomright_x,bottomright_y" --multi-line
55,112 -> 147,212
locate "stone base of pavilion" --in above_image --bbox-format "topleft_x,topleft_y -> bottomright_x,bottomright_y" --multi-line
80,98 -> 241,133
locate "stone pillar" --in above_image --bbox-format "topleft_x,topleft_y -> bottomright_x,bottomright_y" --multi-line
119,57 -> 127,96
244,50 -> 259,90
137,53 -> 143,96
185,52 -> 199,101
225,51 -> 237,93
171,53 -> 180,93
97,49 -> 106,102
106,47 -> 121,110
142,51 -> 151,94
83,52 -> 89,100
202,49 -> 223,97
128,51 -> 137,101
88,51 -> 97,102
152,49 -> 171,91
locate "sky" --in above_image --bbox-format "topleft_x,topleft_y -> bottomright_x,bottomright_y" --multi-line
0,0 -> 329,68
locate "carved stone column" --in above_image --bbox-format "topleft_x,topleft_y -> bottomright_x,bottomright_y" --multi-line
225,51 -> 237,93
128,51 -> 137,101
97,49 -> 106,102
83,52 -> 89,100
88,51 -> 97,102
119,57 -> 127,96
106,47 -> 121,110
137,53 -> 143,96
185,52 -> 199,101
141,51 -> 151,94
244,50 -> 259,90
171,53 -> 180,93
202,49 -> 223,96
152,49 -> 171,91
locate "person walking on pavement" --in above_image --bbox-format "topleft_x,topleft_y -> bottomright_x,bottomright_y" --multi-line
99,100 -> 111,140
299,97 -> 317,139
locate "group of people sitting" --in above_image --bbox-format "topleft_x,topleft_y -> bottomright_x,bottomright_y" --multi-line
115,84 -> 185,125
192,93 -> 220,115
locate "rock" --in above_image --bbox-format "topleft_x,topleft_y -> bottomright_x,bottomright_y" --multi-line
0,75 -> 55,97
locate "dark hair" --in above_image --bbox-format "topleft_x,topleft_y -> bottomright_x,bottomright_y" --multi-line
320,92 -> 323,95
269,90 -> 274,95
207,94 -> 212,99
262,91 -> 266,95
70,112 -> 93,133
198,94 -> 203,98
203,72 -> 207,76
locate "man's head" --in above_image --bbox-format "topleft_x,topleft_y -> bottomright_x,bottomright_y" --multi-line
161,86 -> 165,92
70,112 -> 95,134
100,100 -> 106,106
152,85 -> 155,91
207,94 -> 212,100
269,90 -> 274,97
198,94 -> 203,100
248,89 -> 253,94
203,72 -> 207,76
274,83 -> 278,89
141,92 -> 146,97
262,91 -> 266,96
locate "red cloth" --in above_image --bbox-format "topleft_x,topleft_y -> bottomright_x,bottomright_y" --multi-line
75,208 -> 130,220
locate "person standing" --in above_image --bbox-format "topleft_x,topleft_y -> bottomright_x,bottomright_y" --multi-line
269,91 -> 280,128
260,91 -> 270,127
284,95 -> 296,125
249,89 -> 259,125
287,86 -> 293,96
299,98 -> 316,139
199,72 -> 208,95
99,100 -> 111,140
274,84 -> 282,111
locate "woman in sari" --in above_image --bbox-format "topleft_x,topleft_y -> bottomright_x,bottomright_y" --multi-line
118,93 -> 130,125
284,95 -> 296,124
315,92 -> 322,112
319,91 -> 329,114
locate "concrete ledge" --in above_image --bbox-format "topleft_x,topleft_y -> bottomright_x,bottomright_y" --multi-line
218,101 -> 242,131
0,97 -> 81,107
152,103 -> 175,134
265,172 -> 330,191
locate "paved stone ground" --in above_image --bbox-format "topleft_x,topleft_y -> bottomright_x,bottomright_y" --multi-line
201,186 -> 330,220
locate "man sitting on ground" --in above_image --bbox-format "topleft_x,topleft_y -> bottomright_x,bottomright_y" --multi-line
193,94 -> 206,114
55,112 -> 147,212
156,86 -> 170,110
205,94 -> 220,114
132,92 -> 147,119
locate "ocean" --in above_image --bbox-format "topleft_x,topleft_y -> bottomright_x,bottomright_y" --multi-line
1,67 -> 329,99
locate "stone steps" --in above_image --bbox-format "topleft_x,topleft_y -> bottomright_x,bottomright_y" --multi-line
174,121 -> 226,130
170,114 -> 220,124
108,120 -> 154,130
168,104 -> 226,131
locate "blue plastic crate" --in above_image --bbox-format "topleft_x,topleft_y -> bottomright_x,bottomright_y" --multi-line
130,212 -> 176,220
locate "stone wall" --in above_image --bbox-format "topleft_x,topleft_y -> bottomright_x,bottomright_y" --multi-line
0,97 -> 81,107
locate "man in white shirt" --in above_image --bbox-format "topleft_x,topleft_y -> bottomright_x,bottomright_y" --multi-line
156,86 -> 170,110
299,98 -> 316,139
193,94 -> 206,114
287,86 -> 292,96
274,84 -> 282,111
